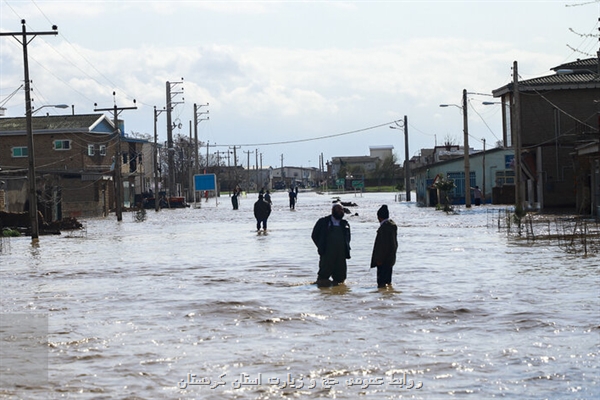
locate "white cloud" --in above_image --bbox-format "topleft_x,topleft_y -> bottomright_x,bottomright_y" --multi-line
1,0 -> 595,165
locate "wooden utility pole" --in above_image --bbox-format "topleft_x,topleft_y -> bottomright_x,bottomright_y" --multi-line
94,95 -> 137,221
1,20 -> 58,240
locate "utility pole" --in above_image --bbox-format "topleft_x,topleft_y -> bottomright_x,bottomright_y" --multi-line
230,146 -> 240,189
255,149 -> 260,191
403,115 -> 410,201
320,153 -> 324,189
165,79 -> 184,196
153,106 -> 167,212
244,150 -> 254,192
260,152 -> 263,189
462,89 -> 471,208
280,154 -> 285,185
193,103 -> 209,175
389,116 -> 410,201
226,149 -> 232,195
188,120 -> 194,202
205,142 -> 217,174
94,94 -> 137,222
513,61 -> 523,212
482,138 -> 486,205
1,20 -> 58,241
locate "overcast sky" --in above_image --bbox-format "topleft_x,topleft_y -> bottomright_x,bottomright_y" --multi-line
1,0 -> 598,168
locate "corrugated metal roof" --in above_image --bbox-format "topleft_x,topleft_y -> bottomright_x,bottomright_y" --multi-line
493,57 -> 600,96
552,57 -> 598,72
0,114 -> 114,134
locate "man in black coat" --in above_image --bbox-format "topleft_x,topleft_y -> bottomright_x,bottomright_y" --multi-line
311,203 -> 351,286
370,205 -> 398,288
253,193 -> 272,231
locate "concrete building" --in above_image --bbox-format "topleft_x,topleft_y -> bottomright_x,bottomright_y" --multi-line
413,147 -> 515,206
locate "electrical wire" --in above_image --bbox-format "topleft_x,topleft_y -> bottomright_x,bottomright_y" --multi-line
212,119 -> 403,147
0,85 -> 24,108
467,100 -> 501,143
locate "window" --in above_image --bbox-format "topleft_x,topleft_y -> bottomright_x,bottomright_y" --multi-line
447,171 -> 476,198
12,146 -> 28,157
88,144 -> 95,156
54,140 -> 71,150
99,145 -> 107,156
495,170 -> 515,186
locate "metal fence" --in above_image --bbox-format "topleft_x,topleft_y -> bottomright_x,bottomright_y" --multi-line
487,208 -> 600,256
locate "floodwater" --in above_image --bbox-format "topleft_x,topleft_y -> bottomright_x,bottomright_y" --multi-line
0,191 -> 598,399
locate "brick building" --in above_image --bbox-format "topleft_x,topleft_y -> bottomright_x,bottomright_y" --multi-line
0,114 -> 151,219
492,57 -> 600,211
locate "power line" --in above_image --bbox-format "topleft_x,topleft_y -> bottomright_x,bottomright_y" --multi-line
213,119 -> 402,147
0,84 -> 23,107
467,100 -> 501,143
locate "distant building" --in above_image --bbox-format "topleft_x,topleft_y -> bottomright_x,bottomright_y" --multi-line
272,166 -> 319,188
369,145 -> 394,161
413,147 -> 514,206
330,145 -> 395,178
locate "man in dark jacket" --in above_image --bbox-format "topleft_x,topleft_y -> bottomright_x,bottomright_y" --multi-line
253,193 -> 272,231
311,203 -> 351,286
370,205 -> 398,288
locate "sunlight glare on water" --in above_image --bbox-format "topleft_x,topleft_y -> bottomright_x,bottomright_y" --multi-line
1,191 -> 598,399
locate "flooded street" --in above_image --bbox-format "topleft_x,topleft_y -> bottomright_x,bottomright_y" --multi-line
1,191 -> 598,399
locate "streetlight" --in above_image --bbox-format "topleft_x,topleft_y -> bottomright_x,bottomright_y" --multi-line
389,115 -> 410,201
440,88 -> 471,208
31,104 -> 69,115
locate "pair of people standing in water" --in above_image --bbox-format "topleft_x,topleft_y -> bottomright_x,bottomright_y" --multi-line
311,203 -> 398,288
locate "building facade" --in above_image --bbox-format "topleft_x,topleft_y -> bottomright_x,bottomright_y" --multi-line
492,57 -> 600,212
0,114 -> 152,219
413,148 -> 515,206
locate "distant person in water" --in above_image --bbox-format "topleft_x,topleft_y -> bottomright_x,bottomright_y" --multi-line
370,205 -> 398,288
231,186 -> 241,210
253,193 -> 271,231
471,186 -> 483,206
311,203 -> 351,287
289,188 -> 297,209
